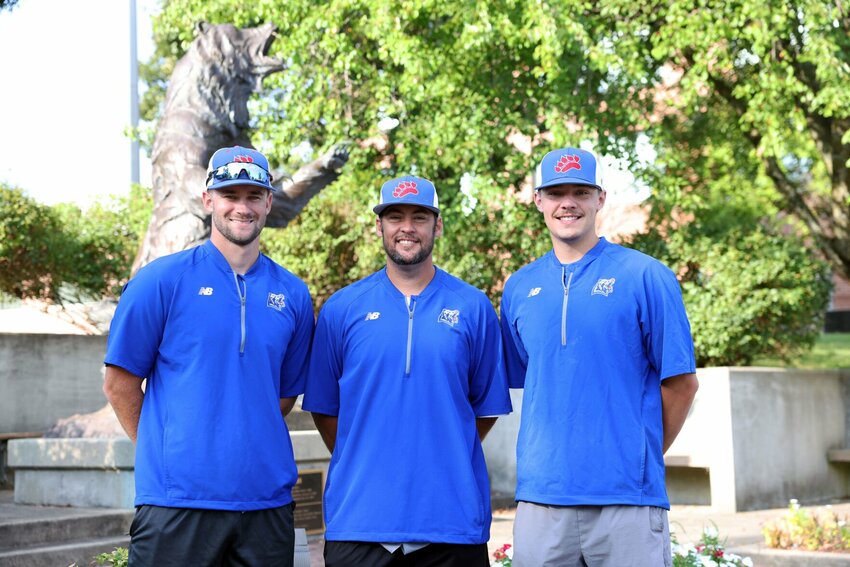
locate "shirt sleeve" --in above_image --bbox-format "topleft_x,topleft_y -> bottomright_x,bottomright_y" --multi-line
280,282 -> 315,398
302,300 -> 343,416
103,266 -> 167,379
641,262 -> 697,381
499,278 -> 529,389
467,295 -> 512,416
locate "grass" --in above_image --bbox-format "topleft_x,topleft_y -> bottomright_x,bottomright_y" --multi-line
752,333 -> 850,369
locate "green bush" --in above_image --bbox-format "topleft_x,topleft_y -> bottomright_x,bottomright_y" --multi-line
0,184 -> 151,303
0,185 -> 69,300
629,220 -> 832,367
93,547 -> 128,567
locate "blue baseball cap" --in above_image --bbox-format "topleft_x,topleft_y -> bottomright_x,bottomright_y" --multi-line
373,175 -> 440,215
206,146 -> 276,192
533,147 -> 604,192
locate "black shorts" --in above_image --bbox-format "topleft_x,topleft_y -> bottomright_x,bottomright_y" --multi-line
324,540 -> 489,567
128,502 -> 295,567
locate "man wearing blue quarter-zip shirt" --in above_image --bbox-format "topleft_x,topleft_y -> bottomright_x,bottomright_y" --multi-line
501,147 -> 699,567
103,146 -> 313,567
303,175 -> 511,567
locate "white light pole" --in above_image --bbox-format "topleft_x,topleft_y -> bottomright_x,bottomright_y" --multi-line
129,0 -> 140,185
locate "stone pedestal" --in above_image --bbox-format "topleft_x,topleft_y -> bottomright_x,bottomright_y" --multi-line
7,431 -> 331,512
9,438 -> 135,508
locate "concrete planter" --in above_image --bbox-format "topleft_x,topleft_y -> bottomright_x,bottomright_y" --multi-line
7,430 -> 331,510
731,544 -> 850,566
483,368 -> 850,513
9,438 -> 135,508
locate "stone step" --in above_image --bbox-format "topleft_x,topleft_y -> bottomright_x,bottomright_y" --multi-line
0,535 -> 129,567
0,509 -> 132,550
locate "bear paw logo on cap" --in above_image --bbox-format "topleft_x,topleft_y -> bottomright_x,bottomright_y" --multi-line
555,154 -> 581,173
393,181 -> 419,198
233,155 -> 254,163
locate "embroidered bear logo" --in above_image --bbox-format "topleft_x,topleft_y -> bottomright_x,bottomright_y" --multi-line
555,154 -> 581,173
393,181 -> 419,198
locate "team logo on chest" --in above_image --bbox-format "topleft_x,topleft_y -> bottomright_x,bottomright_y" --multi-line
591,278 -> 616,297
267,292 -> 286,311
437,308 -> 460,327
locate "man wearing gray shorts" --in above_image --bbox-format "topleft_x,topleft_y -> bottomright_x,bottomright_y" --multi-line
500,147 -> 699,566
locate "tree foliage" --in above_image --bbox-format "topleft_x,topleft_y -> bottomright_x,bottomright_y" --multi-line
0,184 -> 152,303
619,0 -> 850,279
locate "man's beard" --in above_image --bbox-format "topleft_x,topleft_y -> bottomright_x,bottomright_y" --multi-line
212,214 -> 264,246
382,227 -> 436,266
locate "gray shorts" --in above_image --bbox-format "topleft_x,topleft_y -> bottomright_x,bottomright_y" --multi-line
512,502 -> 671,567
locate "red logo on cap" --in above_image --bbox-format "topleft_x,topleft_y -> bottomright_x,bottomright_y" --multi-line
555,154 -> 581,173
393,181 -> 419,198
233,155 -> 254,163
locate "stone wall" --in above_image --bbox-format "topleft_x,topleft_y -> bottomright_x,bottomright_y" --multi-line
0,334 -> 107,433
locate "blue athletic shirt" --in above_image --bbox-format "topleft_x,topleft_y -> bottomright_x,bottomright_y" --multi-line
302,267 -> 511,544
104,240 -> 314,511
500,237 -> 696,509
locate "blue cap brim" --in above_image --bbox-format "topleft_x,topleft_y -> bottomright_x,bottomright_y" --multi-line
373,203 -> 440,215
534,176 -> 602,191
207,178 -> 277,192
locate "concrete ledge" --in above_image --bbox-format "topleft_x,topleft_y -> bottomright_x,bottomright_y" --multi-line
731,544 -> 850,566
291,431 -> 330,462
9,439 -> 135,508
8,438 -> 134,470
828,449 -> 850,463
664,455 -> 710,469
14,470 -> 134,508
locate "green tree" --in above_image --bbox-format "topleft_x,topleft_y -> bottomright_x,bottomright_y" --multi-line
0,184 -> 152,303
0,185 -> 68,300
618,0 -> 850,280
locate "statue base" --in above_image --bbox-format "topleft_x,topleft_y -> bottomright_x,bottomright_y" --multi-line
8,438 -> 135,508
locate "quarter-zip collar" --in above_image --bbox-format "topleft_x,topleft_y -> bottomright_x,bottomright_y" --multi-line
379,267 -> 443,376
202,239 -> 265,278
202,240 -> 265,355
546,236 -> 609,269
378,265 -> 442,300
548,237 -> 608,347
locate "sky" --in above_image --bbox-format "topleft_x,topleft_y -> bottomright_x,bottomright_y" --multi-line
0,0 -> 157,207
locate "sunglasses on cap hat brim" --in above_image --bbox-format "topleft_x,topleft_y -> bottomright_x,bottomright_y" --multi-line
206,162 -> 273,188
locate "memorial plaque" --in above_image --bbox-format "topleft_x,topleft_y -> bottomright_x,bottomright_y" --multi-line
293,469 -> 324,534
